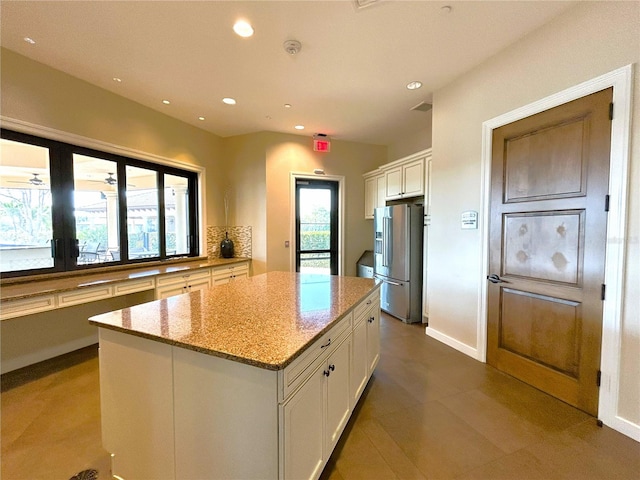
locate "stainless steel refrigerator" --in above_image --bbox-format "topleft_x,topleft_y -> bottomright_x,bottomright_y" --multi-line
374,204 -> 423,323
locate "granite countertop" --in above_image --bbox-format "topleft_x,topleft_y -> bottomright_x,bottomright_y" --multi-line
0,257 -> 250,302
90,272 -> 379,371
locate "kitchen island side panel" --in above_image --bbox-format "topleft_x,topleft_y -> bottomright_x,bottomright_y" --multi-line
98,327 -> 175,480
173,346 -> 279,479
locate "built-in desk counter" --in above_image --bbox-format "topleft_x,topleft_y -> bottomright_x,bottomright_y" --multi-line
0,257 -> 250,320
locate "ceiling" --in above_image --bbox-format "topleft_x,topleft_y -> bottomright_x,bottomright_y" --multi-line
0,1 -> 576,146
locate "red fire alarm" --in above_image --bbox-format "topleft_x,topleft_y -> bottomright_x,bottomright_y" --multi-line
313,133 -> 331,152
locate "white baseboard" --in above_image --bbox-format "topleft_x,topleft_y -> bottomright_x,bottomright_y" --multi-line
1,334 -> 98,374
425,326 -> 480,360
604,415 -> 640,443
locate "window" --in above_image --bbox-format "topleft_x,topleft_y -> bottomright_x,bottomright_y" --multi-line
0,129 -> 199,277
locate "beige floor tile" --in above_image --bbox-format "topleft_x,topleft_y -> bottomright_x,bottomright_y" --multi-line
439,389 -> 548,453
376,401 -> 505,478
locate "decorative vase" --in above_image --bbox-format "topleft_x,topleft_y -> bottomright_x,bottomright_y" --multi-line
220,231 -> 234,258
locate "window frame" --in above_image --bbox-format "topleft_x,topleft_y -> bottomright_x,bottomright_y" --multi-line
0,128 -> 200,278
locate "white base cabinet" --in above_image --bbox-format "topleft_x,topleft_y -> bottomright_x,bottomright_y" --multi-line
99,287 -> 380,480
211,261 -> 249,285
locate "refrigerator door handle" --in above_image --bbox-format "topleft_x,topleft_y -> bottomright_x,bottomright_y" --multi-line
375,275 -> 403,287
382,216 -> 392,267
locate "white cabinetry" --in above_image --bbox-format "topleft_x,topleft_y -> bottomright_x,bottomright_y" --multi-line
211,261 -> 249,285
155,268 -> 211,299
280,315 -> 352,480
363,172 -> 385,219
363,149 -> 431,217
351,289 -> 380,404
385,157 -> 424,200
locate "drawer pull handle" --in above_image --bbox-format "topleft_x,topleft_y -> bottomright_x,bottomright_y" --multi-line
323,369 -> 331,377
368,316 -> 375,323
320,339 -> 332,349
366,299 -> 372,305
329,364 -> 335,371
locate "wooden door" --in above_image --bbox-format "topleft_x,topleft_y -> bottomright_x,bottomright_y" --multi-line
487,88 -> 612,416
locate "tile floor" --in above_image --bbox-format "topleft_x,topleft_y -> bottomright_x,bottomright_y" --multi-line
2,313 -> 638,479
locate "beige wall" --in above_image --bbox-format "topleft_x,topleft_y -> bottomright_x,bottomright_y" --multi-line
0,48 -> 227,226
387,110 -> 432,162
428,1 -> 639,425
224,132 -> 386,276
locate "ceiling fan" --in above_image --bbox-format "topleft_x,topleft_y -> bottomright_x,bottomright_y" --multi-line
7,173 -> 46,186
104,173 -> 117,185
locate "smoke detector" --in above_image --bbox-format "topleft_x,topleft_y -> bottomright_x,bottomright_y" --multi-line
283,40 -> 302,55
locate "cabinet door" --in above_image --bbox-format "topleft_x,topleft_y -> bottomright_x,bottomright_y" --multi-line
351,318 -> 368,405
364,176 -> 376,219
187,277 -> 210,293
156,283 -> 187,299
375,175 -> 386,209
367,307 -> 381,374
384,167 -> 403,199
282,365 -> 325,480
402,159 -> 424,197
325,336 -> 352,456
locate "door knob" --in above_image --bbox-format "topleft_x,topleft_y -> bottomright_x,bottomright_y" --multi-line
487,274 -> 507,284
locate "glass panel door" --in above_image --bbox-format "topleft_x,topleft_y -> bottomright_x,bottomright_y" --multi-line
126,166 -> 159,259
0,139 -> 54,273
73,153 -> 119,264
295,179 -> 338,275
164,173 -> 190,256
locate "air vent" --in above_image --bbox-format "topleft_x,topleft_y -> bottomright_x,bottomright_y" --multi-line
353,0 -> 380,10
411,102 -> 433,112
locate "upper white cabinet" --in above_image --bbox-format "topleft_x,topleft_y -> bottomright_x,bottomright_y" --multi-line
363,149 -> 431,218
384,155 -> 426,200
363,172 -> 385,219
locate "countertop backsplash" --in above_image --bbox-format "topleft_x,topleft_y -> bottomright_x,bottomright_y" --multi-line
207,226 -> 252,259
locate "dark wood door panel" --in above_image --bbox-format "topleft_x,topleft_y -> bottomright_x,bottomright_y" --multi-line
488,87 -> 612,416
504,117 -> 587,202
502,210 -> 585,286
500,288 -> 581,377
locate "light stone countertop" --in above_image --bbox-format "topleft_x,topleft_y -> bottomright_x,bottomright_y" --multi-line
0,257 -> 250,302
89,271 -> 380,371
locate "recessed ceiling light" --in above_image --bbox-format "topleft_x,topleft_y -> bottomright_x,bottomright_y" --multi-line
295,125 -> 305,130
222,97 -> 237,105
24,37 -> 36,44
198,116 -> 205,121
162,99 -> 171,105
406,81 -> 423,90
284,104 -> 292,108
113,77 -> 122,83
233,20 -> 254,37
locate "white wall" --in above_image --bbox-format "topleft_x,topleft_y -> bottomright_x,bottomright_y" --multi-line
428,1 -> 639,433
387,109 -> 432,162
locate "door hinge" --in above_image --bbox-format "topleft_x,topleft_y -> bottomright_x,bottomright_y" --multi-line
605,194 -> 610,212
601,284 -> 606,301
596,370 -> 602,387
609,102 -> 614,120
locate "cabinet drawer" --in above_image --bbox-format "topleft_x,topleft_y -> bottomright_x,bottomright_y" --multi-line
1,295 -> 57,320
58,285 -> 113,308
353,290 -> 380,326
280,313 -> 352,401
211,262 -> 249,279
113,278 -> 155,296
156,268 -> 210,287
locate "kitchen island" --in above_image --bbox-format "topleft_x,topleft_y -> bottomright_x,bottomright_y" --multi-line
90,271 -> 380,480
